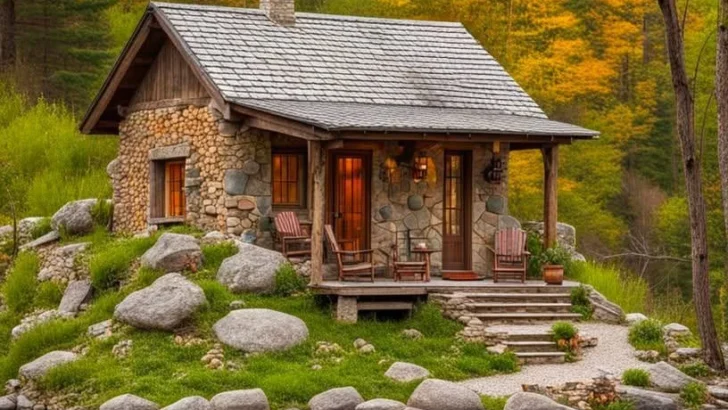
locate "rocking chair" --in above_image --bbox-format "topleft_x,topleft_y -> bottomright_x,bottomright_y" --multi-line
493,228 -> 529,283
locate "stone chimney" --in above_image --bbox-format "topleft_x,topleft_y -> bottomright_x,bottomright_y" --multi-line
260,0 -> 296,26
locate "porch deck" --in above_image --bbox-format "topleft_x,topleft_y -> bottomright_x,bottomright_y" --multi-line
310,278 -> 580,296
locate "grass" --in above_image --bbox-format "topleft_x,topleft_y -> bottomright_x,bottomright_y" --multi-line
274,262 -> 307,296
1,251 -> 40,314
628,319 -> 665,352
621,368 -> 650,387
88,235 -> 157,290
679,362 -> 711,378
481,396 -> 508,409
569,262 -> 648,315
34,281 -> 64,310
680,382 -> 708,409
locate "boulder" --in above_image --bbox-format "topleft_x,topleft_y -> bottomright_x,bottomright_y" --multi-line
615,386 -> 678,410
407,379 -> 484,410
308,387 -> 364,410
19,230 -> 60,250
648,361 -> 700,393
51,198 -> 97,236
58,279 -> 92,314
0,395 -> 15,410
710,386 -> 728,401
162,397 -> 211,410
586,286 -> 623,324
16,395 -> 32,410
114,273 -> 207,331
663,323 -> 691,337
504,392 -> 572,410
384,362 -> 430,383
100,394 -> 159,410
18,351 -> 78,380
209,389 -> 269,410
626,313 -> 648,325
141,233 -> 203,272
216,243 -> 286,293
355,399 -> 406,410
213,309 -> 308,352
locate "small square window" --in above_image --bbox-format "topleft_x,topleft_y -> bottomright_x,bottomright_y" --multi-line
272,150 -> 306,208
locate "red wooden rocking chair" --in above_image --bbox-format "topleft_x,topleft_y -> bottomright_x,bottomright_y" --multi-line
274,212 -> 311,258
493,228 -> 529,283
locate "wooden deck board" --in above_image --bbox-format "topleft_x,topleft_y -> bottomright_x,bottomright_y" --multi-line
310,278 -> 580,296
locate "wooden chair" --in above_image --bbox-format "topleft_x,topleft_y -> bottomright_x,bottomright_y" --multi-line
324,224 -> 375,282
273,212 -> 311,258
493,228 -> 529,283
391,231 -> 430,282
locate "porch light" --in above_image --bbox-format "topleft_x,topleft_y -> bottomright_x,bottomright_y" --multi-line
484,142 -> 503,184
413,152 -> 429,182
380,157 -> 398,183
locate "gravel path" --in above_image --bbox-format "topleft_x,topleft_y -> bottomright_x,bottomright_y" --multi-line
462,323 -> 649,396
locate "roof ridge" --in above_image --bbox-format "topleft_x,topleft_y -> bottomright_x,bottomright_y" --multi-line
150,2 -> 463,28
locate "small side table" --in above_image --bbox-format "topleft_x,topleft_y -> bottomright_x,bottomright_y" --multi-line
410,248 -> 439,282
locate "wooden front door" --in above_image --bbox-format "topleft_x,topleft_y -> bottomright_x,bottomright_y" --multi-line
442,151 -> 472,271
330,152 -> 371,251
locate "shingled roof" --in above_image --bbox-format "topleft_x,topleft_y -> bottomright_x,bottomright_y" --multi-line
82,2 -> 598,138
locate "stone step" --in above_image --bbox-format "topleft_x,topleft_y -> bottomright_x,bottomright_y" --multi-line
448,293 -> 572,302
506,332 -> 554,342
515,351 -> 566,365
504,341 -> 560,353
472,312 -> 582,324
466,302 -> 572,313
449,286 -> 574,295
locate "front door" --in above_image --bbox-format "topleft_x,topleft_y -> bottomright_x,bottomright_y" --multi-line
330,151 -> 370,251
442,151 -> 472,271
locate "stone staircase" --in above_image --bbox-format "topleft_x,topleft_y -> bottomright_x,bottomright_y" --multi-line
502,330 -> 566,365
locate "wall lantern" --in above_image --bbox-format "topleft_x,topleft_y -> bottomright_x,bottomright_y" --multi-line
413,152 -> 429,182
483,141 -> 503,184
380,157 -> 398,183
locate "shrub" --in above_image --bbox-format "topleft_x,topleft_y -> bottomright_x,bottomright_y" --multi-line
571,285 -> 593,320
274,263 -> 306,296
34,282 -> 64,309
526,232 -> 544,278
621,368 -> 650,387
628,319 -> 664,351
592,401 -> 635,410
1,252 -> 40,314
90,199 -> 113,229
30,218 -> 52,239
89,236 -> 156,291
679,362 -> 711,378
680,382 -> 708,409
552,321 -> 578,341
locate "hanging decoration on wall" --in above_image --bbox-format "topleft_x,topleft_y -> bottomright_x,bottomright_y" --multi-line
483,141 -> 503,184
413,152 -> 429,182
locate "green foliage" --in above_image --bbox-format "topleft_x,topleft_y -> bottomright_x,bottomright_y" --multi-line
1,252 -> 40,314
569,262 -> 648,315
89,236 -> 156,291
33,282 -> 64,310
30,217 -> 52,239
679,362 -> 711,378
571,285 -> 593,320
526,232 -> 544,278
481,396 -> 508,410
197,242 -> 238,280
680,382 -> 708,409
621,368 -> 650,387
551,321 -> 578,341
90,199 -> 114,230
274,263 -> 307,296
628,319 -> 665,352
592,401 -> 635,410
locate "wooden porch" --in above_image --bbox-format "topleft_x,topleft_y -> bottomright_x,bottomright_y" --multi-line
311,278 -> 581,296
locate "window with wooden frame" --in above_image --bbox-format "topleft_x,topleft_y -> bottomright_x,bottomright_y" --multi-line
272,149 -> 307,208
150,159 -> 186,220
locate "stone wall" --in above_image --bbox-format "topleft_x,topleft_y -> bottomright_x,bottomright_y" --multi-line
114,103 -> 272,245
522,375 -> 619,410
370,142 -> 511,276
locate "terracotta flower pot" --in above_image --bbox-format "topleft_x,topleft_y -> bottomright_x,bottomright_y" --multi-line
543,264 -> 564,285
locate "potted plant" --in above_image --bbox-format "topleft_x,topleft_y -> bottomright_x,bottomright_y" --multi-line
537,246 -> 570,285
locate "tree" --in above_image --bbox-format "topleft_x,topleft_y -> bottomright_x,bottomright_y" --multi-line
658,0 -> 725,370
718,0 -> 728,291
0,0 -> 15,69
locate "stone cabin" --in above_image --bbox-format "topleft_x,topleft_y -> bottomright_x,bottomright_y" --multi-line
81,0 -> 597,281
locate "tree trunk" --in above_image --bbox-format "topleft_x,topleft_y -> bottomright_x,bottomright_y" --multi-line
0,0 -> 15,70
659,0 -> 725,370
719,0 -> 728,301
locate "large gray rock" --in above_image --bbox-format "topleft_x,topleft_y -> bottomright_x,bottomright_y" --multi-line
209,389 -> 269,410
217,243 -> 286,293
19,230 -> 60,250
18,351 -> 78,380
504,393 -> 571,410
355,399 -> 406,410
51,198 -> 97,235
648,361 -> 700,393
384,362 -> 430,383
0,395 -> 15,410
16,395 -> 32,410
161,397 -> 210,410
615,386 -> 678,410
309,387 -> 364,410
407,379 -> 484,410
100,394 -> 159,410
709,386 -> 728,400
141,233 -> 203,273
213,309 -> 308,352
58,279 -> 92,314
114,273 -> 207,331
626,313 -> 648,326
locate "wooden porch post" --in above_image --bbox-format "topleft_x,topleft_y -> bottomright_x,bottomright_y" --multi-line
542,144 -> 558,248
309,140 -> 325,285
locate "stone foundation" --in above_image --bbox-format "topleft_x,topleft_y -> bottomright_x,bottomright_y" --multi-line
522,375 -> 619,410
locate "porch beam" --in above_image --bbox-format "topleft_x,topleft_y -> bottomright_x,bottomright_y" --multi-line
542,144 -> 558,248
309,140 -> 325,285
335,131 -> 578,144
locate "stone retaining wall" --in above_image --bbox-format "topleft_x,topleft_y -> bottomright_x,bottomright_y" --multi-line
522,375 -> 619,410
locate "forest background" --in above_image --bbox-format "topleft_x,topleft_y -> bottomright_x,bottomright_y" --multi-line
0,0 -> 721,321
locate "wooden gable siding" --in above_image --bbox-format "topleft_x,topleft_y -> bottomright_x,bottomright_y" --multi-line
130,40 -> 208,107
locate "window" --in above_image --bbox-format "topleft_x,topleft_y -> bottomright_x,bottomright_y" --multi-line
151,159 -> 186,220
272,150 -> 306,208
